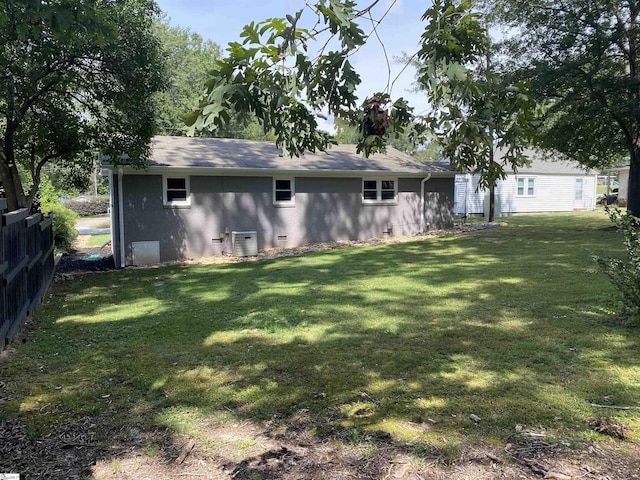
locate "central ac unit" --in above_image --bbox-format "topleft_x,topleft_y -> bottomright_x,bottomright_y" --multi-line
231,231 -> 258,257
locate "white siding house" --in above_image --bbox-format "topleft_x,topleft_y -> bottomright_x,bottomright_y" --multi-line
604,165 -> 629,204
454,150 -> 598,217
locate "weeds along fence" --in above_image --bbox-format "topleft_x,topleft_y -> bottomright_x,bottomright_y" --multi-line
0,199 -> 55,349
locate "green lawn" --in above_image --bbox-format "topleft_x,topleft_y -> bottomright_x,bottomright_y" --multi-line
85,233 -> 111,247
2,211 -> 639,461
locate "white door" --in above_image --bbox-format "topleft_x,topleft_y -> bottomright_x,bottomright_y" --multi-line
574,178 -> 585,209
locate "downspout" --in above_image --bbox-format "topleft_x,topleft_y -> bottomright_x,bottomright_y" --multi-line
420,174 -> 432,233
108,171 -> 115,256
118,168 -> 125,268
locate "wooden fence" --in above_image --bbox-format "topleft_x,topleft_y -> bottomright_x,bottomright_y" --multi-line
0,199 -> 55,348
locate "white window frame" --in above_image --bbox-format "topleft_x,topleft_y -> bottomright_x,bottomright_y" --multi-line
273,177 -> 295,207
163,175 -> 191,207
362,178 -> 398,204
516,177 -> 536,197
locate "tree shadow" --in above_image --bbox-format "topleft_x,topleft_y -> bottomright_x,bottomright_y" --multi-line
1,218 -> 638,478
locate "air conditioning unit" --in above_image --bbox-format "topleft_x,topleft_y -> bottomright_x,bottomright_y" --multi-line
231,231 -> 258,257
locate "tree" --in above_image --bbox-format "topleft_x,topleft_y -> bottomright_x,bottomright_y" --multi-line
154,18 -> 222,136
487,0 -> 640,214
153,18 -> 278,141
417,0 -> 538,221
185,1 -> 414,157
334,119 -> 443,161
185,0 -> 534,209
0,0 -> 165,212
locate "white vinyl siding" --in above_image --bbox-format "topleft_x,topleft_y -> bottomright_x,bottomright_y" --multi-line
501,175 -> 596,213
454,174 -> 484,215
454,173 -> 597,214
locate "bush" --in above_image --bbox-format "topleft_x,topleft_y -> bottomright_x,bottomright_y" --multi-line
43,202 -> 79,252
39,177 -> 78,252
595,206 -> 640,324
66,197 -> 110,216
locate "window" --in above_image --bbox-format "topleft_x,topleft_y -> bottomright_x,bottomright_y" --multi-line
273,177 -> 295,206
163,176 -> 190,207
517,177 -> 535,197
362,178 -> 398,203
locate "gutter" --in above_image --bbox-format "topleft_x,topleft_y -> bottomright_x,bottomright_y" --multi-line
118,168 -> 125,268
420,174 -> 432,233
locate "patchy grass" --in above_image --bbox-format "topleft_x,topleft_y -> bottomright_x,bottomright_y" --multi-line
2,211 -> 639,473
85,233 -> 111,247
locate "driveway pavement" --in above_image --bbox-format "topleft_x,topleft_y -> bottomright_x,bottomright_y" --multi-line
76,215 -> 110,235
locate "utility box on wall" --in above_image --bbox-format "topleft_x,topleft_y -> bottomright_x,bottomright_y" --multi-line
231,231 -> 258,257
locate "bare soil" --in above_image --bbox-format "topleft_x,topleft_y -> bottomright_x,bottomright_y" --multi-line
2,411 -> 639,479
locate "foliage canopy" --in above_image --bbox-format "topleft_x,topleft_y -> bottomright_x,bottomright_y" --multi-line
489,0 -> 640,213
186,0 -> 537,202
0,0 -> 165,211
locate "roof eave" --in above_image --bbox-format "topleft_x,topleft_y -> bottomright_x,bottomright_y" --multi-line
103,164 -> 456,177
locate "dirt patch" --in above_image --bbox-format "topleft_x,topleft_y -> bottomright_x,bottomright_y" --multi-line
86,419 -> 640,479
4,410 -> 634,480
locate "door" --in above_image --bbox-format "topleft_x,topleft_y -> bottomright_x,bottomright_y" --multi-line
574,178 -> 584,209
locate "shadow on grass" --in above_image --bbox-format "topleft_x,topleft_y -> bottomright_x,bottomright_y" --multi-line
1,212 -> 639,477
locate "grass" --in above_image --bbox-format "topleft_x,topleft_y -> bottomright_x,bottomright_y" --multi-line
85,233 -> 111,247
2,210 -> 639,456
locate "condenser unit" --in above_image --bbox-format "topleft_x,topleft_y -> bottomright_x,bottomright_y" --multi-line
231,231 -> 258,257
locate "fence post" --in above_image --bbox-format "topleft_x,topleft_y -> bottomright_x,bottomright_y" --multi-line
0,199 -> 6,345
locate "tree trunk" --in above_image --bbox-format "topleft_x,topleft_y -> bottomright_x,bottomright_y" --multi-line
627,141 -> 640,216
488,183 -> 495,222
488,148 -> 496,223
0,155 -> 23,212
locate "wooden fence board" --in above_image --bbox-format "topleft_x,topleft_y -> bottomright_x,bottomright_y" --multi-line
0,204 -> 55,348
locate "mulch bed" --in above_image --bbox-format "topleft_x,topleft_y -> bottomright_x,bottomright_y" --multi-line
56,251 -> 116,274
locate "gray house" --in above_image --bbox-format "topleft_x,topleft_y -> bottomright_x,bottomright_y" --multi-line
104,136 -> 456,267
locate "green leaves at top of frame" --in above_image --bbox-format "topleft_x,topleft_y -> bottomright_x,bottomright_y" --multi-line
420,0 -> 487,66
316,0 -> 367,50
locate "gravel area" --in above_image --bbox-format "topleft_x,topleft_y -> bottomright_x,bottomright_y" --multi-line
56,223 -> 499,275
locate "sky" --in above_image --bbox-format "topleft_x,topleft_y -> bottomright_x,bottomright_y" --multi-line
154,0 -> 433,126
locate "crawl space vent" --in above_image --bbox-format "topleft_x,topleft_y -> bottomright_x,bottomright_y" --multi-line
131,241 -> 160,266
231,231 -> 258,257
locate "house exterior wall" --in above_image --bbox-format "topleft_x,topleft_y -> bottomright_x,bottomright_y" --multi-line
618,169 -> 629,202
454,173 -> 597,216
120,174 -> 453,264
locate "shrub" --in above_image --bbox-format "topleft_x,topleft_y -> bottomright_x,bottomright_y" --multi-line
39,177 -> 78,252
44,202 -> 79,252
66,197 -> 110,216
594,206 -> 640,324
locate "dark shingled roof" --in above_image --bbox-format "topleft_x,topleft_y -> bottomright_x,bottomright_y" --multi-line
500,148 -> 595,175
146,136 -> 455,176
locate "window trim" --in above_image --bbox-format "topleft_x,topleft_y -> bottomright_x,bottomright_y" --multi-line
163,175 -> 191,207
362,177 -> 398,204
273,177 -> 295,207
516,176 -> 536,197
